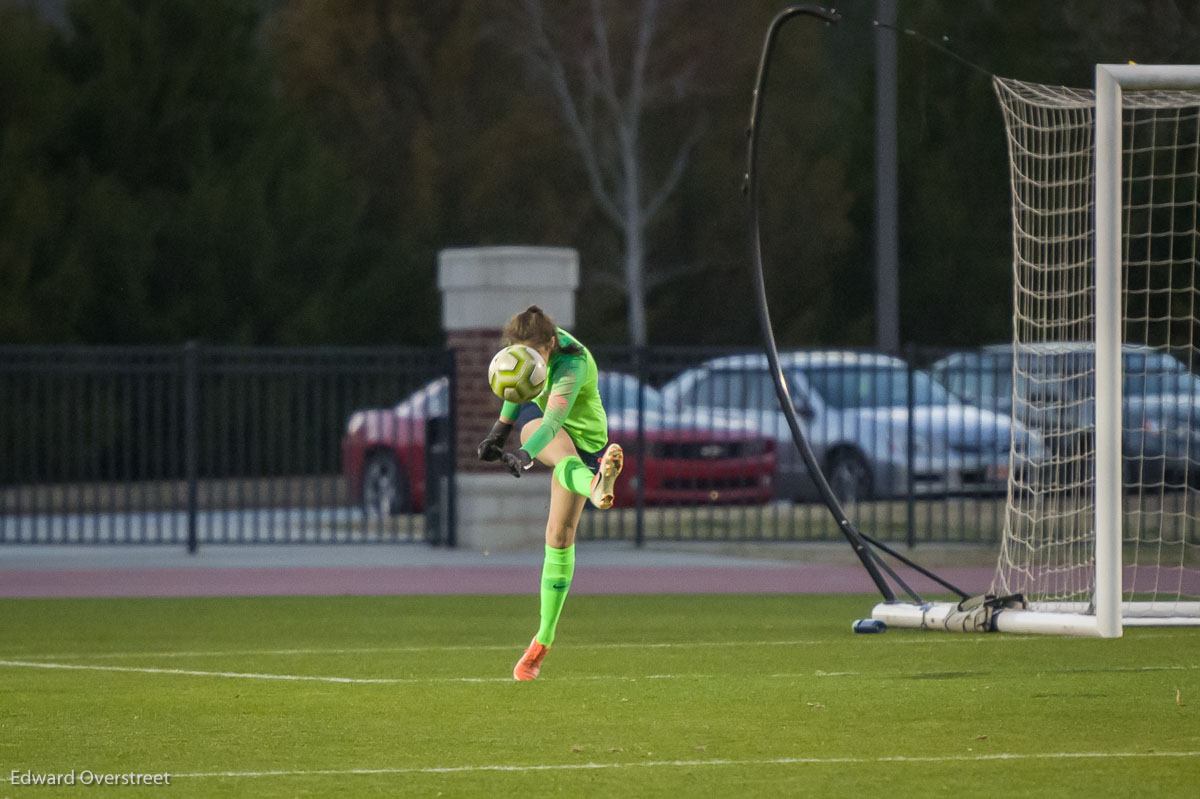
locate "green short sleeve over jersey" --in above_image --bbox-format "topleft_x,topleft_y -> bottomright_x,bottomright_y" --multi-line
500,328 -> 608,458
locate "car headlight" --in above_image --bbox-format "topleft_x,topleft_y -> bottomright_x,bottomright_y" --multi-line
347,412 -> 366,436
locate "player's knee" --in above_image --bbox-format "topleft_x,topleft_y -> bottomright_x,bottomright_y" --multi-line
544,522 -> 576,548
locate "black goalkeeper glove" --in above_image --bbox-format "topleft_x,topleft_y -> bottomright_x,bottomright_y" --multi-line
476,420 -> 513,462
499,448 -> 533,477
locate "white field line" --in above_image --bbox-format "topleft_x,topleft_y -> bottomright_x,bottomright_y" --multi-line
0,659 -> 706,684
0,660 -> 514,684
0,660 -> 752,684
0,658 -> 1194,686
3,751 -> 1197,783
0,635 -> 1040,661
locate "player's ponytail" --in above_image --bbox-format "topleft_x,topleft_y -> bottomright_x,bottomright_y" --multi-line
503,306 -> 557,351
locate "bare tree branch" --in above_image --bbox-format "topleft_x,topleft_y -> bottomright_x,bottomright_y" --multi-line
643,117 -> 703,220
588,0 -> 622,119
520,0 -> 622,225
626,0 -> 658,130
511,0 -> 699,345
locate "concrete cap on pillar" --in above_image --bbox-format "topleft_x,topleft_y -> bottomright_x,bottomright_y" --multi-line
438,246 -> 579,331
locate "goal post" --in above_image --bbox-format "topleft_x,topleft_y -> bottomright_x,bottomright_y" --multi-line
875,64 -> 1200,636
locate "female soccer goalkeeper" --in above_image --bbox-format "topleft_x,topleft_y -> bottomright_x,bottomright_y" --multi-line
476,305 -> 623,681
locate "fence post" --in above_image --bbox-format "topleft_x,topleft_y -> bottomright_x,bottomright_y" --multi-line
184,341 -> 199,554
633,345 -> 646,548
904,342 -> 916,549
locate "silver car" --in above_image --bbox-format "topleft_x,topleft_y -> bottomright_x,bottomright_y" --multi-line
660,350 -> 1041,503
931,343 -> 1200,487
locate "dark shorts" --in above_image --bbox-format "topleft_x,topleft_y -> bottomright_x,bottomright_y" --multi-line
515,402 -> 605,474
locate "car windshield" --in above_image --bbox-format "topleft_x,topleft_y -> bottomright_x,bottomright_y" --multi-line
396,378 -> 448,416
1125,369 -> 1200,396
935,357 -> 1013,404
1017,350 -> 1197,398
598,376 -> 664,414
935,346 -> 1200,405
801,366 -> 952,409
684,370 -> 791,411
972,369 -> 1011,403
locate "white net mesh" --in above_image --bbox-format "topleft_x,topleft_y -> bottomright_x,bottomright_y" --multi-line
993,74 -> 1200,619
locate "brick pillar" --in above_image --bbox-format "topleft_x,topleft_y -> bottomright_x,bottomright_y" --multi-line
438,247 -> 579,548
447,328 -> 506,472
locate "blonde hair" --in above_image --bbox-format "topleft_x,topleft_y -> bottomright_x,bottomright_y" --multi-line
502,305 -> 557,351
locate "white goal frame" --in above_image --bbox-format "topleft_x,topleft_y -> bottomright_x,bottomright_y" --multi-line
1091,65 -> 1200,636
874,64 -> 1200,637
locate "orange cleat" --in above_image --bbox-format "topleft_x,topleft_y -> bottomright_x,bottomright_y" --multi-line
589,443 -> 624,510
513,637 -> 549,681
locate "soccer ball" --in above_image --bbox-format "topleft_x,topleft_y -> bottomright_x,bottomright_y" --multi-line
487,345 -> 547,403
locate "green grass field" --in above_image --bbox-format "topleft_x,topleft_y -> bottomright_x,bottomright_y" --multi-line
1,594 -> 1197,797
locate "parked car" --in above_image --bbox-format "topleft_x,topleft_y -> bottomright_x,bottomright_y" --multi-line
659,351 -> 1041,503
930,343 -> 1200,486
341,373 -> 777,515
596,372 -> 776,507
342,378 -> 449,516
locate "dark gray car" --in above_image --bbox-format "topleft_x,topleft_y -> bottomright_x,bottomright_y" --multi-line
930,343 -> 1200,488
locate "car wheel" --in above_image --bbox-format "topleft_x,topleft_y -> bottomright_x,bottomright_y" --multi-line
828,449 -> 872,504
362,452 -> 410,516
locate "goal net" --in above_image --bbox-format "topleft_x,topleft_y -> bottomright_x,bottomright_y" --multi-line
989,67 -> 1200,635
874,66 -> 1200,636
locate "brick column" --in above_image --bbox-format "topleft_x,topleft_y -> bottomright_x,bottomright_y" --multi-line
437,247 -> 579,548
447,328 -> 506,472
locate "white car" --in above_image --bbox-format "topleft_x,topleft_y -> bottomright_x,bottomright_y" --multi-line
660,350 -> 1043,503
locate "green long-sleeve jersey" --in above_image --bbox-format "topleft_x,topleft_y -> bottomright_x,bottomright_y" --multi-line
500,328 -> 608,458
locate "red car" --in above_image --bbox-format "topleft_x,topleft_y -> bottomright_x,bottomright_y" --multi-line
342,379 -> 447,515
341,374 -> 776,514
597,373 -> 776,507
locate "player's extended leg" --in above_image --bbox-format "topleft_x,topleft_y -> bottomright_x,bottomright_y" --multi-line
524,422 -> 625,511
513,422 -> 586,680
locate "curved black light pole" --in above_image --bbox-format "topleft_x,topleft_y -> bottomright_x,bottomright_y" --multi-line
746,5 -> 896,599
746,5 -> 969,604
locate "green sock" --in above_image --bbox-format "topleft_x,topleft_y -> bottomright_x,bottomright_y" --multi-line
535,544 -> 575,647
554,455 -> 593,497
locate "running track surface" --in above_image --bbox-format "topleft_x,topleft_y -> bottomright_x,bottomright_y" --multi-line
0,560 -> 996,599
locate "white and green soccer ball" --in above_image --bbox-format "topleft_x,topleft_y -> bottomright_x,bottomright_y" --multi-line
487,344 -> 547,403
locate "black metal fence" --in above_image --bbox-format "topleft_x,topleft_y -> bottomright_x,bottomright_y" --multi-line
0,345 -> 450,546
1,344 -> 1014,548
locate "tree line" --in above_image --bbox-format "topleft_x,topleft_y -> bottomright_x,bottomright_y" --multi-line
1,0 -> 1195,349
